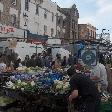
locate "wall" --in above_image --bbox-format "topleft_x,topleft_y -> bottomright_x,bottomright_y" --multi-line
78,24 -> 88,40
20,0 -> 57,37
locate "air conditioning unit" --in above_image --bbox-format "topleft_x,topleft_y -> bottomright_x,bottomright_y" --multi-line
23,13 -> 28,17
12,0 -> 16,5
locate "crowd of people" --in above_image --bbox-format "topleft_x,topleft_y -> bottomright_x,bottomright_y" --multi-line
0,50 -> 75,72
67,54 -> 112,112
0,50 -> 112,112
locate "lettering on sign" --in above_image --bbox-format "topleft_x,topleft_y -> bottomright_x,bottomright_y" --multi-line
0,26 -> 15,34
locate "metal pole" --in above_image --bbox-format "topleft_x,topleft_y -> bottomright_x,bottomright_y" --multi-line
36,44 -> 37,55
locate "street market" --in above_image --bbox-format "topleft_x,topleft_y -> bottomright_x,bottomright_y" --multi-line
0,0 -> 112,112
0,40 -> 112,112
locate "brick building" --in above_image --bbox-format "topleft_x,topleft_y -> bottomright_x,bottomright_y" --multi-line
62,4 -> 79,43
78,23 -> 96,40
0,0 -> 21,28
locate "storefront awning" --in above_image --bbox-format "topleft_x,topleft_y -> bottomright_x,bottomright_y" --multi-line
27,32 -> 48,44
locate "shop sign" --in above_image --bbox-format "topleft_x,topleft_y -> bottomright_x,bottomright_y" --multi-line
0,24 -> 26,39
0,25 -> 15,34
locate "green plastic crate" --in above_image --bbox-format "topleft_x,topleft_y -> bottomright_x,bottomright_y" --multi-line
100,102 -> 112,112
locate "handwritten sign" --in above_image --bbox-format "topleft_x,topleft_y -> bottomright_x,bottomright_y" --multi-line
0,25 -> 15,34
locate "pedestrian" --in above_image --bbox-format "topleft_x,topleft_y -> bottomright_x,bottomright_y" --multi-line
0,58 -> 6,73
61,56 -> 67,67
91,59 -> 108,92
67,66 -> 101,112
68,54 -> 74,66
36,53 -> 42,68
29,55 -> 36,67
23,55 -> 30,67
44,55 -> 52,68
52,54 -> 61,69
14,58 -> 22,69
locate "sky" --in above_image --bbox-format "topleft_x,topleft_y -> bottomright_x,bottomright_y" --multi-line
52,0 -> 112,41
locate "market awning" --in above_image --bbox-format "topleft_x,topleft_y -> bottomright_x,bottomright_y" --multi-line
27,32 -> 48,44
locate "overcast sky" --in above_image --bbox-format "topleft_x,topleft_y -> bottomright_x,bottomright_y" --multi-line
52,0 -> 112,41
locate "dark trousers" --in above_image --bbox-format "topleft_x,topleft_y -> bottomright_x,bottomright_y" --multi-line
74,97 -> 101,112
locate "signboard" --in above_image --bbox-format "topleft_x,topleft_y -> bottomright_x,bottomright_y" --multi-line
0,24 -> 26,39
81,49 -> 97,66
0,25 -> 15,34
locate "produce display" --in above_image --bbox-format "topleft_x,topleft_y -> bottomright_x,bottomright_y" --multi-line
3,67 -> 70,95
0,96 -> 15,106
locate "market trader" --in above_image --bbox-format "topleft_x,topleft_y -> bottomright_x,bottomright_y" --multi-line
67,66 -> 101,112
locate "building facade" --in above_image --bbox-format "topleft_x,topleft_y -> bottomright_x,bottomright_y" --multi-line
0,0 -> 26,42
62,4 -> 79,43
20,0 -> 57,38
56,6 -> 66,40
78,23 -> 96,40
0,0 -> 21,28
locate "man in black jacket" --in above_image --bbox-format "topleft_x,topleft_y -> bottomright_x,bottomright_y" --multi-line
67,67 -> 101,112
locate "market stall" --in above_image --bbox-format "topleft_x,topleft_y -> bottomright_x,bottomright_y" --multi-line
0,67 -> 70,112
0,65 -> 112,112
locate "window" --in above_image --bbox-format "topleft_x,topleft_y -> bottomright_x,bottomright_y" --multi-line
72,21 -> 74,29
35,22 -> 39,34
36,4 -> 39,15
72,31 -> 76,39
11,14 -> 16,26
63,20 -> 65,28
25,0 -> 29,11
0,10 -> 1,21
44,25 -> 47,35
11,0 -> 16,5
91,30 -> 92,37
58,17 -> 60,25
72,31 -> 74,38
52,12 -> 54,22
72,20 -> 75,29
44,10 -> 47,19
51,28 -> 54,37
57,30 -> 60,38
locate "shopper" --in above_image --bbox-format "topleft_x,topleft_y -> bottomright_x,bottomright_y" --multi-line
44,55 -> 52,68
52,54 -> 61,69
91,61 -> 108,92
23,55 -> 30,67
61,56 -> 67,67
68,54 -> 74,66
36,53 -> 42,68
6,61 -> 14,71
29,55 -> 36,67
14,58 -> 23,69
67,66 -> 101,112
0,58 -> 6,73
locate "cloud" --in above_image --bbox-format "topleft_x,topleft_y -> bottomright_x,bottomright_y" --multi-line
52,0 -> 74,8
79,16 -> 96,25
